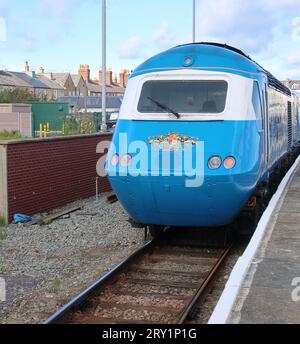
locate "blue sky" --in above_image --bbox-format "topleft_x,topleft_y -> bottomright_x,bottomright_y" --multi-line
0,0 -> 300,79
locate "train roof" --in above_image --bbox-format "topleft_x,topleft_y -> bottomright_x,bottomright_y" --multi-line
131,42 -> 291,96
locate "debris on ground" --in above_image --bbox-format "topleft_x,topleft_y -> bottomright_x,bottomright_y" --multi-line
38,206 -> 82,225
106,194 -> 118,204
13,214 -> 33,224
0,194 -> 145,324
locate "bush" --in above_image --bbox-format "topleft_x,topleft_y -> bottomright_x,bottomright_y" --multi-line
0,130 -> 21,140
0,88 -> 46,103
62,114 -> 96,136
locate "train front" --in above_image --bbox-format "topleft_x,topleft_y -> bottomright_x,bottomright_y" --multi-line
106,44 -> 263,228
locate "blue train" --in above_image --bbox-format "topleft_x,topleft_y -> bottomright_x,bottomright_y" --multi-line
106,42 -> 300,236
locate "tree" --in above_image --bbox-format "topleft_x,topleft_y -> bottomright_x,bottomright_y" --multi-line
0,88 -> 46,103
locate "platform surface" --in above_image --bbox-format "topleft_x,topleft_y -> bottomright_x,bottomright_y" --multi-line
228,166 -> 300,324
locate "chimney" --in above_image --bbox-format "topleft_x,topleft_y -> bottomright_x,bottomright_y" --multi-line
99,68 -> 113,85
24,61 -> 30,72
99,69 -> 103,85
106,68 -> 113,85
78,64 -> 90,82
119,69 -> 129,88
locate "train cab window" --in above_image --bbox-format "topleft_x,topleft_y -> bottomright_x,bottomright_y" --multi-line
137,80 -> 228,114
252,81 -> 263,130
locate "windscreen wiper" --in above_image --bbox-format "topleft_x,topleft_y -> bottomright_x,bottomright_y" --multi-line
147,97 -> 181,119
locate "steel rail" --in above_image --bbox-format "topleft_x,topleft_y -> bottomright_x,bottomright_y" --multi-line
177,243 -> 234,324
44,239 -> 156,324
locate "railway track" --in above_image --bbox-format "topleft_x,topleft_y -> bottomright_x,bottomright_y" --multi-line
45,233 -> 233,324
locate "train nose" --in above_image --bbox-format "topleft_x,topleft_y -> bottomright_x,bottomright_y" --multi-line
149,178 -> 212,216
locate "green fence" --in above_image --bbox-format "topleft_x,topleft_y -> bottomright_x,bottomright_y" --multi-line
30,102 -> 115,137
30,102 -> 68,137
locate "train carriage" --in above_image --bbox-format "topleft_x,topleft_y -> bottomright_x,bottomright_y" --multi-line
106,42 -> 300,235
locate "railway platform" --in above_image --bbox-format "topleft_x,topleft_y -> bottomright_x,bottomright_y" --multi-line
210,157 -> 300,324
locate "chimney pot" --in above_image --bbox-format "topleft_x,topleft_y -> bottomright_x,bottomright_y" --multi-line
78,64 -> 90,82
24,61 -> 30,72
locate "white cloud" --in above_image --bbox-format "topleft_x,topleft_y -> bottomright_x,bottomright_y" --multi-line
0,0 -> 11,10
152,21 -> 174,47
21,31 -> 37,50
193,0 -> 300,78
119,36 -> 144,59
287,50 -> 300,66
119,20 -> 191,61
40,0 -> 83,19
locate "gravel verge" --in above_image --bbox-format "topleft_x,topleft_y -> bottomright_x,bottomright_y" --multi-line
0,194 -> 144,324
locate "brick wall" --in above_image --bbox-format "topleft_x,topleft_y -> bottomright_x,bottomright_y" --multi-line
0,134 -> 112,222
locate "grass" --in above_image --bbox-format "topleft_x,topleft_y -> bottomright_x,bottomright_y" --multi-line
0,216 -> 6,227
51,278 -> 62,287
0,215 -> 7,242
0,130 -> 21,141
0,231 -> 5,241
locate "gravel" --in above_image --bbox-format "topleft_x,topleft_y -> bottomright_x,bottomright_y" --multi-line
0,194 -> 145,324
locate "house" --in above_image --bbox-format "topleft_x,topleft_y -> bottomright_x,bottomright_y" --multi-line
58,95 -> 122,114
8,70 -> 52,99
39,71 -> 76,96
0,62 -> 64,100
0,62 -> 130,100
78,65 -> 128,97
70,74 -> 88,96
0,70 -> 30,91
36,73 -> 65,99
282,79 -> 300,91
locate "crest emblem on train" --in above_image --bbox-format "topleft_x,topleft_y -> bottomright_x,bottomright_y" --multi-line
148,132 -> 199,151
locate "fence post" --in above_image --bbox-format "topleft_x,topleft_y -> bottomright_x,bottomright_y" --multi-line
96,177 -> 99,201
17,112 -> 21,135
39,124 -> 43,138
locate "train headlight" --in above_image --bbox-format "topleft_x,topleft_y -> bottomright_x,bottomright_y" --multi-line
110,154 -> 119,166
120,154 -> 133,167
208,156 -> 222,170
224,156 -> 236,169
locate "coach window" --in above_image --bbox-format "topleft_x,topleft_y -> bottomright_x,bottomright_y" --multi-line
137,80 -> 228,114
252,81 -> 263,131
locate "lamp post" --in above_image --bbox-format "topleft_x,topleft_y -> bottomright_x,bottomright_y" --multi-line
101,0 -> 107,132
193,0 -> 196,43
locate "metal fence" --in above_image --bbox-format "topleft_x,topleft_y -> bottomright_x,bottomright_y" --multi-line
31,102 -> 68,137
30,102 -> 117,138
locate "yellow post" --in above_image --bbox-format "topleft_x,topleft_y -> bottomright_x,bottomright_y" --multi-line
47,123 -> 50,133
39,124 -> 43,138
62,123 -> 65,135
44,125 -> 47,138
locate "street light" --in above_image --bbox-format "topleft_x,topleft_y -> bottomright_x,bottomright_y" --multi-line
193,0 -> 196,43
101,0 -> 107,132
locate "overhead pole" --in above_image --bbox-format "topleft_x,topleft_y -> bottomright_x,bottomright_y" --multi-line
193,0 -> 196,43
101,0 -> 107,132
